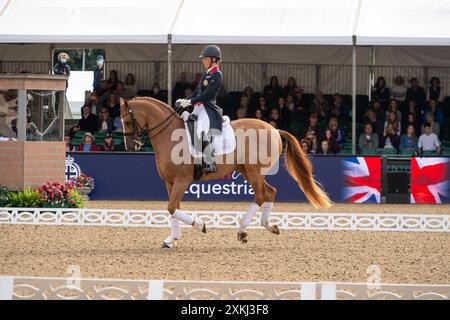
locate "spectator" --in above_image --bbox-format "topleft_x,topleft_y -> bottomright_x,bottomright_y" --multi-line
93,55 -> 105,93
282,77 -> 297,98
418,122 -> 441,154
372,77 -> 390,107
427,77 -> 444,102
78,132 -> 98,152
390,76 -> 407,103
106,93 -> 120,119
53,52 -> 70,76
422,99 -> 444,126
242,86 -> 257,110
268,119 -> 278,129
421,112 -> 440,136
107,70 -> 119,92
97,107 -> 115,134
124,73 -> 138,98
150,82 -> 166,102
317,140 -> 333,155
64,134 -> 74,152
381,123 -> 400,152
327,117 -> 344,149
172,72 -> 192,102
113,116 -> 123,132
405,99 -> 419,119
86,92 -> 101,116
263,76 -> 282,105
384,111 -> 401,136
387,99 -> 402,124
400,124 -> 418,153
256,96 -> 270,119
404,112 -> 420,138
254,108 -> 267,121
322,128 -> 340,154
359,123 -> 379,152
300,139 -> 311,154
97,80 -> 112,106
406,77 -> 426,109
309,91 -> 330,119
371,100 -> 385,122
77,105 -> 98,134
285,95 -> 295,111
364,108 -> 384,140
305,130 -> 318,154
97,134 -> 115,152
268,108 -> 281,128
302,113 -> 322,138
235,96 -> 251,120
330,93 -> 350,119
293,86 -> 306,112
115,81 -> 128,99
277,97 -> 291,129
192,73 -> 202,89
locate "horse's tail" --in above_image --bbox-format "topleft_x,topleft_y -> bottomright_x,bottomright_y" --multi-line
279,130 -> 333,209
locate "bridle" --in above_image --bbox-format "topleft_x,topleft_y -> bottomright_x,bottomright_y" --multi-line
121,100 -> 183,151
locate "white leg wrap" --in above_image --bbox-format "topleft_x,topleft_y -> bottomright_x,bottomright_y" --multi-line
171,217 -> 181,239
240,203 -> 260,229
261,202 -> 274,227
172,209 -> 194,225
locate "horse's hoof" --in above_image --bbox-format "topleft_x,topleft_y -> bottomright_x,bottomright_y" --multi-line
271,225 -> 280,235
237,232 -> 248,243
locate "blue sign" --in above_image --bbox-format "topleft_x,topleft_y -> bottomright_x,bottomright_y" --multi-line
67,153 -> 344,202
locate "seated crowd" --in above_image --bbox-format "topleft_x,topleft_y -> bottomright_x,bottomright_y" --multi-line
358,76 -> 445,155
67,70 -> 447,156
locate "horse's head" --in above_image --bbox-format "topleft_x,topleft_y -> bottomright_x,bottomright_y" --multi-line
119,97 -> 145,151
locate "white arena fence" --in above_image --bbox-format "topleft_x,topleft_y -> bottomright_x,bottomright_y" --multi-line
0,208 -> 449,233
0,276 -> 449,300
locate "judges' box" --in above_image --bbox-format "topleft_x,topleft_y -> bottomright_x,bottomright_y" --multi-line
0,141 -> 66,190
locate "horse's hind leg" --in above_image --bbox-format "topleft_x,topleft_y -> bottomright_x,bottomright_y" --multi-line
237,167 -> 266,243
261,180 -> 280,235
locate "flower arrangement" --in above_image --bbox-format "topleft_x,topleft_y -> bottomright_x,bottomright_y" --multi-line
70,173 -> 95,190
38,182 -> 83,208
0,186 -> 11,207
6,189 -> 42,208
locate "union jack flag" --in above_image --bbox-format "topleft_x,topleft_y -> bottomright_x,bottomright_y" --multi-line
342,157 -> 381,203
410,157 -> 450,204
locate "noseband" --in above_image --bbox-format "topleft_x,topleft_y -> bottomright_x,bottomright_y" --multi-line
121,100 -> 184,151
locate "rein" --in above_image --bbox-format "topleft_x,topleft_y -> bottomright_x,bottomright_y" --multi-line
121,100 -> 184,151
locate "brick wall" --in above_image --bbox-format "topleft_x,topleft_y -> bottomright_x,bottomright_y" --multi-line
0,141 -> 65,190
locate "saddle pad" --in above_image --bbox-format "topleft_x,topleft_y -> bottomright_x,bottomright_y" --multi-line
184,116 -> 236,158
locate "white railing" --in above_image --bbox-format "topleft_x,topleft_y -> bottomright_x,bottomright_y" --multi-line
0,276 -> 448,300
0,208 -> 449,233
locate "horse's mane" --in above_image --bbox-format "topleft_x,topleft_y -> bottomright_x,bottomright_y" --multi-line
130,96 -> 175,113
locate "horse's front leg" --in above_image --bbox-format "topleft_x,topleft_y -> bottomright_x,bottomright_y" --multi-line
168,178 -> 206,233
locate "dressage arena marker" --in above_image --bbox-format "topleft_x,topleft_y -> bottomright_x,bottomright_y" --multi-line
0,208 -> 449,233
0,276 -> 449,300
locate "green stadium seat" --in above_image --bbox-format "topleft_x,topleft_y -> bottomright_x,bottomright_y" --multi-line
74,131 -> 87,139
360,148 -> 377,155
378,148 -> 398,155
422,150 -> 438,156
70,138 -> 82,147
399,148 -> 415,156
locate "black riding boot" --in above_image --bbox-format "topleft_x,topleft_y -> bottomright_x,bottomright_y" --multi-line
201,131 -> 217,174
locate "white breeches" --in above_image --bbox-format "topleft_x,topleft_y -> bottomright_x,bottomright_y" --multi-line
191,104 -> 210,139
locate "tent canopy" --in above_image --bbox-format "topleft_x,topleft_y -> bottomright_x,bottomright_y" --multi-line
357,0 -> 450,46
1,0 -> 450,46
170,0 -> 358,45
0,0 -> 181,43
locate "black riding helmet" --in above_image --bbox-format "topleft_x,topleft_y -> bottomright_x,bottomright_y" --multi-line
199,45 -> 222,61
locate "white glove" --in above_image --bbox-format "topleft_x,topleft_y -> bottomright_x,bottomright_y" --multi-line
179,99 -> 191,108
181,111 -> 190,121
175,99 -> 182,105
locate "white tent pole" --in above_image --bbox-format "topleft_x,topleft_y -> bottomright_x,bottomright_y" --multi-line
352,38 -> 357,155
167,34 -> 173,106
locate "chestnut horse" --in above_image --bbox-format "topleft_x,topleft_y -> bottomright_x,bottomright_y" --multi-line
119,97 -> 332,247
